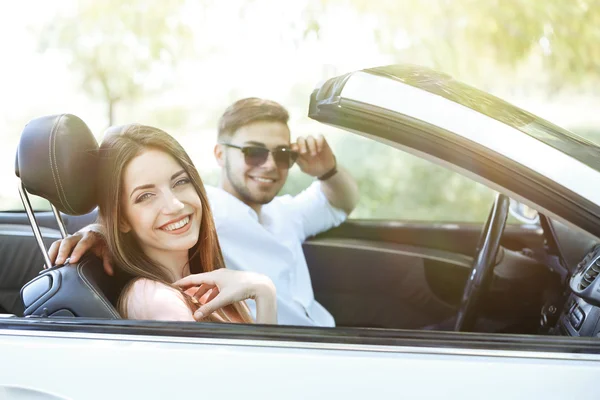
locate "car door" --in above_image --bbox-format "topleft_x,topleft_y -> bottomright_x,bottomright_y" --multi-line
299,130 -> 547,331
293,65 -> 600,332
2,319 -> 600,400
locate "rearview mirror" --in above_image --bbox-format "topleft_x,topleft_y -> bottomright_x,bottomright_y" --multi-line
509,199 -> 540,225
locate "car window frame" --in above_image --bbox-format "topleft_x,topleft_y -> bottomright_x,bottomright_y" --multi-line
309,83 -> 600,240
3,317 -> 600,358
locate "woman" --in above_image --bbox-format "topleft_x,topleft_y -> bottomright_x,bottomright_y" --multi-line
96,124 -> 277,324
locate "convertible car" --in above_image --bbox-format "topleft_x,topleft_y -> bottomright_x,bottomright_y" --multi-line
2,64 -> 600,399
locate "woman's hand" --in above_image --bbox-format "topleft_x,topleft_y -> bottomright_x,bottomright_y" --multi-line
174,269 -> 277,324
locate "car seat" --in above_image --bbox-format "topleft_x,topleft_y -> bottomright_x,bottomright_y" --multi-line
15,114 -> 126,318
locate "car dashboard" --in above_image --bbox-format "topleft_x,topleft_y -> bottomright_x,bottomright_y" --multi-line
556,244 -> 600,337
533,215 -> 600,337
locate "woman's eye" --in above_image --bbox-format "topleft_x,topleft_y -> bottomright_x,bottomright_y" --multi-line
135,193 -> 153,203
174,178 -> 190,187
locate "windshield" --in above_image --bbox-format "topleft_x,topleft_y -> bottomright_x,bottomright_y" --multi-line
367,65 -> 600,173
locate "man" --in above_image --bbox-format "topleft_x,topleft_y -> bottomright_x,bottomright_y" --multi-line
49,98 -> 359,326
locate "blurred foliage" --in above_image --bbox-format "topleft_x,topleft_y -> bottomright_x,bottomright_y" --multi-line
0,191 -> 51,212
38,0 -> 192,126
306,0 -> 600,89
281,132 -> 496,221
5,0 -> 598,224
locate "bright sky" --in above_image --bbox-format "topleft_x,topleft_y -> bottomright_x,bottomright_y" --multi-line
1,0 -> 600,210
0,0 -> 393,207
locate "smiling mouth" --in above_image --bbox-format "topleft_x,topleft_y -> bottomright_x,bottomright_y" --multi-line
250,176 -> 276,183
160,215 -> 191,232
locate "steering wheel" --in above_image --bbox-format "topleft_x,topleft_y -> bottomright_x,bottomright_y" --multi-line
454,194 -> 510,332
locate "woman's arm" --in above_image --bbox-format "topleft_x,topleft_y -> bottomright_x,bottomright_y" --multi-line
123,279 -> 195,321
174,270 -> 277,324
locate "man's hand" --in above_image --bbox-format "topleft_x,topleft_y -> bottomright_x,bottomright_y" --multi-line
48,228 -> 114,276
291,134 -> 336,178
292,134 -> 359,215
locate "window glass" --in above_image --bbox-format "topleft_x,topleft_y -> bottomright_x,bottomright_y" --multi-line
0,178 -> 51,212
281,130 -> 508,223
367,65 -> 600,173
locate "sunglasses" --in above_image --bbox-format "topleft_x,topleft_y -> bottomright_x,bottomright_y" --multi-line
221,143 -> 298,169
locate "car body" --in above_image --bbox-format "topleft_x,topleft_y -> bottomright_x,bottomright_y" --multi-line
2,64 -> 600,399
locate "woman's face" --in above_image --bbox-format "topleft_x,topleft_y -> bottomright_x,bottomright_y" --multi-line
120,148 -> 202,260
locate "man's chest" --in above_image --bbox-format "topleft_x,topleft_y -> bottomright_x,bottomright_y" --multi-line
217,217 -> 306,282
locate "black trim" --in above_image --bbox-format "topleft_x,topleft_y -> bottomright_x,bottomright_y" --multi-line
308,90 -> 600,239
316,220 -> 544,256
2,318 -> 600,354
0,210 -> 97,233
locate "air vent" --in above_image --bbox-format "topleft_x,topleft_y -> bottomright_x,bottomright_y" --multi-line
579,260 -> 600,290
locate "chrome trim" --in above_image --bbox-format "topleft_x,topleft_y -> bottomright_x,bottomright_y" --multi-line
50,204 -> 68,238
18,182 -> 52,269
306,238 -> 473,268
1,328 -> 599,362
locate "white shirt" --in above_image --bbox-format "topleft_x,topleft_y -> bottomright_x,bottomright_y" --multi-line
206,182 -> 347,326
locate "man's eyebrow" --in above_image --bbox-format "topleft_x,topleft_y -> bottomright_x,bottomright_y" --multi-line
130,170 -> 187,199
243,141 -> 266,147
244,141 -> 291,149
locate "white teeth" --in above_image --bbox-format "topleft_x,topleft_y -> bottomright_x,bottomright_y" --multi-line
163,216 -> 190,231
253,177 -> 274,183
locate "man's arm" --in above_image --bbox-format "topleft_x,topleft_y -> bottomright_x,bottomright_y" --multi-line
319,166 -> 359,215
292,134 -> 359,215
48,220 -> 114,275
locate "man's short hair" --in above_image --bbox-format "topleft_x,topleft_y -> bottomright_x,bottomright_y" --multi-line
218,97 -> 290,140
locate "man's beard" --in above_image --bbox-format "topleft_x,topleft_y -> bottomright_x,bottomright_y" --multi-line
225,162 -> 277,206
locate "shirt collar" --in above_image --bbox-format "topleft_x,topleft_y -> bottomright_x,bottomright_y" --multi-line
215,186 -> 262,222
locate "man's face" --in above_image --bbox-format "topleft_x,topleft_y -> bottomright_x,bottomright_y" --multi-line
219,120 -> 291,207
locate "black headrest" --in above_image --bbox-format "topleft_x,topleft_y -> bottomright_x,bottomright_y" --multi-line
15,114 -> 99,215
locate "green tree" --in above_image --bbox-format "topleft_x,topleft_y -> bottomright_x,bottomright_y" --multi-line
38,0 -> 192,125
305,0 -> 600,89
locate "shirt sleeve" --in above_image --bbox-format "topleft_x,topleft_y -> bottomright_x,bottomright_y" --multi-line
279,181 -> 347,242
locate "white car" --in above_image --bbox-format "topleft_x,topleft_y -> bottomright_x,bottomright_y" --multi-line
2,64 -> 600,399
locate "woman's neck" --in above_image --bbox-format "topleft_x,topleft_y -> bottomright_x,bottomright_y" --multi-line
144,248 -> 190,281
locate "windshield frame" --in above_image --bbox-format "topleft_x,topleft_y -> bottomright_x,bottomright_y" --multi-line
365,65 -> 600,173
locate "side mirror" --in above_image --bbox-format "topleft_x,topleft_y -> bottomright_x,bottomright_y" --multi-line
509,198 -> 540,225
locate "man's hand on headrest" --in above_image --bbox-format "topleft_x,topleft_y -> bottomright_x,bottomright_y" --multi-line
48,225 -> 114,276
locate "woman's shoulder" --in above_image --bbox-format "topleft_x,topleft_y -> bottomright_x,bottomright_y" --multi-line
121,278 -> 195,322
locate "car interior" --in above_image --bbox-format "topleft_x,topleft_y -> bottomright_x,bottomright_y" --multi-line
2,112 -> 600,338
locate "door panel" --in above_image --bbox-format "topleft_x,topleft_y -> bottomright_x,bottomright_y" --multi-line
0,225 -> 62,315
317,220 -> 544,256
1,326 -> 600,400
304,220 -> 547,330
0,210 -> 98,315
304,238 -> 463,329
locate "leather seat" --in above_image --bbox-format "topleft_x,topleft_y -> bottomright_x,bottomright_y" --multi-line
0,224 -> 61,315
15,114 -> 127,318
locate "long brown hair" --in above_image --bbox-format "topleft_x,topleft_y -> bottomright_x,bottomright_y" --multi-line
96,124 -> 253,323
